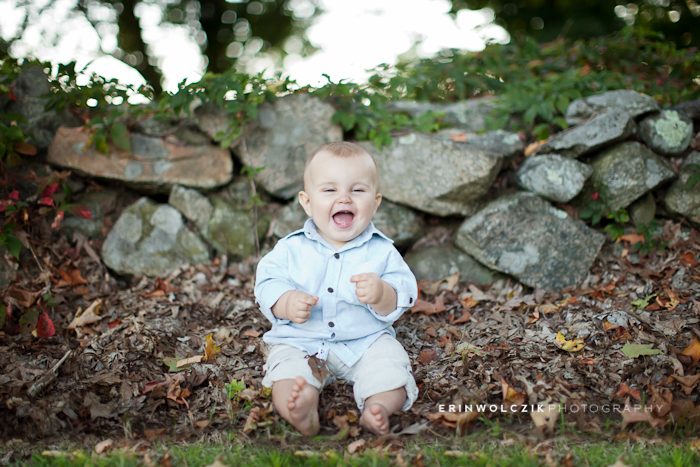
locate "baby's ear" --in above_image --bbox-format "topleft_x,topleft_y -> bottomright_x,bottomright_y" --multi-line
374,193 -> 382,212
298,191 -> 313,216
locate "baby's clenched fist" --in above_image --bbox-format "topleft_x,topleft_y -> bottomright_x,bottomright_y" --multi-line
350,273 -> 384,305
287,291 -> 318,323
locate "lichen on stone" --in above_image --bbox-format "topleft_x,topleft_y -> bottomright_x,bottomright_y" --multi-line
654,110 -> 692,148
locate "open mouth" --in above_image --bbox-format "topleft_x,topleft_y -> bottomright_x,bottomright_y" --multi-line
332,211 -> 355,228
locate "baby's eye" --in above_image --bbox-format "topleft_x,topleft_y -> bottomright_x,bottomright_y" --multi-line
353,189 -> 365,192
324,189 -> 336,192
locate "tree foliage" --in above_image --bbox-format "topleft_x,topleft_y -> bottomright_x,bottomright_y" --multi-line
449,0 -> 700,47
3,0 -> 320,96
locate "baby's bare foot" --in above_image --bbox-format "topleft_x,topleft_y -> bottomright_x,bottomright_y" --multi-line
287,376 -> 320,436
361,402 -> 391,435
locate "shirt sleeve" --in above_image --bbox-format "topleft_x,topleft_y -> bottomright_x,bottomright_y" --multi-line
254,241 -> 297,326
367,246 -> 418,323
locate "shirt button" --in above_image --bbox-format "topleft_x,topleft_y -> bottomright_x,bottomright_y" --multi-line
409,297 -> 413,303
328,322 -> 335,327
331,333 -> 336,339
334,253 -> 339,259
328,287 -> 333,293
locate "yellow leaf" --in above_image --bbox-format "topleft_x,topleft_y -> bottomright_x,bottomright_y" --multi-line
204,334 -> 220,362
555,331 -> 585,352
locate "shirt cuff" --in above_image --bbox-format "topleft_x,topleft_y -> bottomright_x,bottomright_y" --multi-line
367,284 -> 413,322
257,283 -> 297,326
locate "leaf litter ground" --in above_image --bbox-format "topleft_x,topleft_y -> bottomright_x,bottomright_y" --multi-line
3,188 -> 700,462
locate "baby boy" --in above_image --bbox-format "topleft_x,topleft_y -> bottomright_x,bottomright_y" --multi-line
254,141 -> 418,436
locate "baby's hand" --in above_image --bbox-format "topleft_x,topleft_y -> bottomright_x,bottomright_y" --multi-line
350,273 -> 384,305
286,290 -> 318,324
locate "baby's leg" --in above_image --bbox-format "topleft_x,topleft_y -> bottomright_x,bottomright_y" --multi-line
272,377 -> 320,436
360,387 -> 406,436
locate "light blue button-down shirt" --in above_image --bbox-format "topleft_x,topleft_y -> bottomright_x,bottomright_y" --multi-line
254,218 -> 418,367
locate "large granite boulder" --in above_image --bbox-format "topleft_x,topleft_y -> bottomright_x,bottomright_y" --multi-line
102,198 -> 210,277
225,94 -> 342,199
515,154 -> 593,203
664,151 -> 700,226
437,129 -> 524,162
386,97 -> 500,132
405,245 -> 497,284
538,109 -> 635,159
454,192 -> 605,290
638,110 -> 694,157
359,133 -> 502,216
1,66 -> 80,150
47,127 -> 233,193
168,185 -> 213,233
168,186 -> 269,258
270,198 -> 423,248
565,90 -> 659,126
206,197 -> 269,259
586,142 -> 676,211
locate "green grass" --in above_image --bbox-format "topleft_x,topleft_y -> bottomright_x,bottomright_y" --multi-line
4,433 -> 700,467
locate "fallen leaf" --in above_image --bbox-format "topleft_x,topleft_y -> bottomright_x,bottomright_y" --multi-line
144,428 -> 167,440
530,404 -> 559,433
67,299 -> 103,330
419,350 -> 437,365
621,343 -> 662,358
455,342 -> 486,357
195,420 -> 210,430
680,252 -> 696,267
555,332 -> 585,352
669,374 -> 700,395
204,333 -> 220,362
36,312 -> 55,338
8,287 -> 40,308
204,455 -> 228,467
294,451 -> 316,458
682,339 -> 700,365
410,297 -> 446,315
423,273 -> 460,295
613,383 -> 642,402
347,439 -> 366,454
308,355 -> 330,383
451,310 -> 471,325
606,456 -> 631,467
501,380 -> 526,408
244,330 -> 261,338
524,139 -> 546,156
163,357 -> 190,372
443,451 -> 465,457
94,439 -> 113,454
19,309 -> 40,334
176,356 -> 203,368
619,233 -> 645,245
620,398 -> 666,429
426,410 -> 479,432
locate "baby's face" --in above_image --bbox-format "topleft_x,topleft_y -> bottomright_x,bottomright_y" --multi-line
299,150 -> 381,250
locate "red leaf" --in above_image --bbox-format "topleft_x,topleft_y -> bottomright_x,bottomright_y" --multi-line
14,142 -> 37,156
70,205 -> 94,220
8,89 -> 16,101
38,197 -> 55,207
37,312 -> 56,338
41,183 -> 59,198
51,211 -> 64,229
9,190 -> 19,200
590,192 -> 599,200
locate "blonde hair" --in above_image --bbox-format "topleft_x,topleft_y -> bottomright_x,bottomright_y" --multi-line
303,141 -> 379,190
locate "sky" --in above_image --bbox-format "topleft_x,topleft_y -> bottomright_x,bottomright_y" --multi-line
0,0 -> 509,93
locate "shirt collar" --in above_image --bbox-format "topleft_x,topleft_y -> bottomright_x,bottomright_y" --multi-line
301,218 -> 393,251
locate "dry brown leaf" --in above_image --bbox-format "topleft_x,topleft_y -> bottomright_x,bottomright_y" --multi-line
144,428 -> 167,440
502,380 -> 526,408
524,139 -> 546,156
620,398 -> 667,429
422,273 -> 459,295
669,374 -> 700,395
618,233 -> 645,245
426,410 -> 479,431
419,350 -> 437,365
410,297 -> 446,315
176,356 -> 203,368
682,338 -> 700,365
67,299 -> 103,329
451,310 -> 472,325
347,439 -> 366,454
308,355 -> 330,383
7,287 -> 40,308
94,439 -> 113,454
195,420 -> 210,430
530,404 -> 559,432
244,330 -> 261,338
613,383 -> 642,402
204,334 -> 220,362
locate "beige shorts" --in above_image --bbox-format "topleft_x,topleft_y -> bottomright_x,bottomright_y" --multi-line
261,334 -> 418,412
